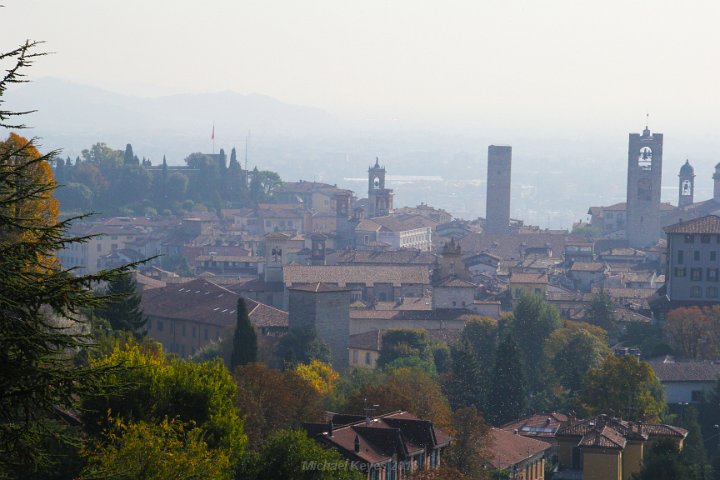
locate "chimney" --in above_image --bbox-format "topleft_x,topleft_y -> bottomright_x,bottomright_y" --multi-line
354,435 -> 360,453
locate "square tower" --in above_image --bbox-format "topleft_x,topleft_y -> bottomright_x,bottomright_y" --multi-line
485,145 -> 512,234
626,127 -> 663,248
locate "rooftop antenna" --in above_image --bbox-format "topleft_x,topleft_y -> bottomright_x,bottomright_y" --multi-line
211,122 -> 215,154
363,398 -> 379,427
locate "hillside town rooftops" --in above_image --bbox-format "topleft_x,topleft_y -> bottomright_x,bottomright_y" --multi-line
283,265 -> 430,287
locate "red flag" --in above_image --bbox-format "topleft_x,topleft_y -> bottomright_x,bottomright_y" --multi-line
211,124 -> 215,140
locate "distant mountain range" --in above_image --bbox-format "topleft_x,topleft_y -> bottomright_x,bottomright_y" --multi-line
4,77 -> 339,164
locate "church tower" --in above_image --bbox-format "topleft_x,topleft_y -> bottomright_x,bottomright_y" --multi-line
713,163 -> 720,202
485,145 -> 512,234
367,157 -> 393,218
626,125 -> 663,248
678,160 -> 695,208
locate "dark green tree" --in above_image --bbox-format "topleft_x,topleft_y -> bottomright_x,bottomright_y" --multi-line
97,272 -> 147,338
679,406 -> 713,480
487,332 -> 526,425
589,291 -> 616,331
377,329 -> 434,368
277,327 -> 331,367
510,293 -> 560,394
240,429 -> 362,480
230,298 -> 257,369
633,440 -> 685,480
123,143 -> 136,165
444,338 -> 485,410
0,40 -> 139,477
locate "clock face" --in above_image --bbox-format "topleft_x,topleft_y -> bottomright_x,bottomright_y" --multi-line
638,147 -> 653,170
373,176 -> 380,189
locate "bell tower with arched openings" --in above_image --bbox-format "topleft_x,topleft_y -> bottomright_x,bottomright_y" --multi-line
678,159 -> 695,208
367,157 -> 393,218
626,123 -> 663,248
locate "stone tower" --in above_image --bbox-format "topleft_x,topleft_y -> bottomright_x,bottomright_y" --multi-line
678,160 -> 695,208
485,145 -> 512,234
334,190 -> 353,248
626,126 -> 663,248
714,163 -> 720,201
367,157 -> 393,218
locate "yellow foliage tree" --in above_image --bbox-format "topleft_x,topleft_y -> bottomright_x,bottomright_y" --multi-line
79,416 -> 232,480
294,360 -> 340,396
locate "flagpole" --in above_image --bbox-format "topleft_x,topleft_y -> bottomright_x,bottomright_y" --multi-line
212,122 -> 215,154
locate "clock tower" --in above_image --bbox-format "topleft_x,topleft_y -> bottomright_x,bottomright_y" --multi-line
626,125 -> 663,248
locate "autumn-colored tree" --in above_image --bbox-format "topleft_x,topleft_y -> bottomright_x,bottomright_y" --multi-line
83,340 -> 246,464
664,307 -> 720,359
581,355 -> 665,422
443,406 -> 492,480
0,132 -> 59,254
295,360 -> 341,396
344,367 -> 452,431
79,417 -> 232,480
234,363 -> 325,448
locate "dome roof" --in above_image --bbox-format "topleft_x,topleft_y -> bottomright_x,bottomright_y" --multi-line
680,159 -> 695,176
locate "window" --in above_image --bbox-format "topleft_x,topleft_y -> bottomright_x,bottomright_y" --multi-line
364,235 -> 369,245
182,324 -> 186,336
691,286 -> 702,298
675,267 -> 687,277
678,250 -> 684,264
707,287 -> 719,298
708,269 -> 719,282
702,234 -> 711,243
157,320 -> 164,332
685,234 -> 695,244
365,352 -> 371,365
713,251 -> 717,261
352,350 -> 358,364
694,251 -> 701,261
192,326 -> 196,338
691,268 -> 703,281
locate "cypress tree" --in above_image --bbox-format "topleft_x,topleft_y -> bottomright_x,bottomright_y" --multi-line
230,297 -> 257,369
98,273 -> 147,338
446,338 -> 485,410
487,332 -> 526,425
123,143 -> 134,165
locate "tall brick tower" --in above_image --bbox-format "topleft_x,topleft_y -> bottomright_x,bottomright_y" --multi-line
626,125 -> 663,248
485,145 -> 512,234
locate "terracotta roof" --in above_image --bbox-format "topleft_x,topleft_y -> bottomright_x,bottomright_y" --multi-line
502,413 -> 568,438
288,282 -> 351,293
141,278 -> 287,328
329,249 -> 436,266
284,265 -> 430,287
459,232 -> 589,261
664,215 -> 720,234
349,330 -> 382,351
509,272 -> 548,284
648,356 -> 720,382
436,277 -> 477,288
485,428 -> 551,470
570,262 -> 606,272
306,411 -> 451,468
578,426 -> 626,449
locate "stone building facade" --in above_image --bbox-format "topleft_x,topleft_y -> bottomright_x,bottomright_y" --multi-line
288,283 -> 351,370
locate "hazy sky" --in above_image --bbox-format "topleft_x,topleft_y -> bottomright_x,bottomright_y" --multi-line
4,0 -> 720,132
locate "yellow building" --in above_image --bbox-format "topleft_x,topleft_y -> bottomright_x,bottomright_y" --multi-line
348,330 -> 381,368
555,415 -> 687,480
509,272 -> 549,300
